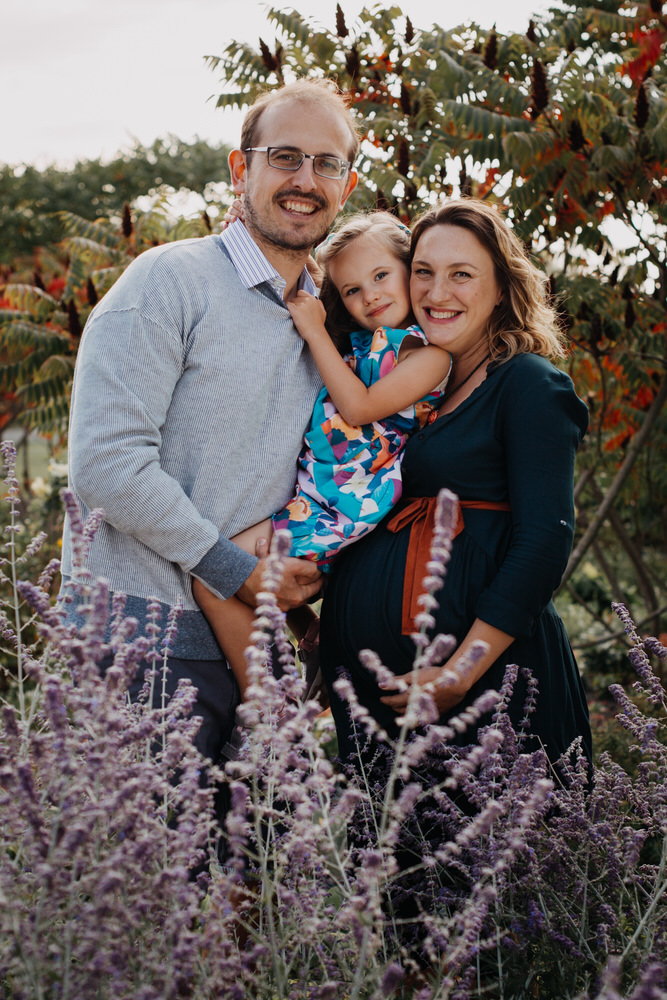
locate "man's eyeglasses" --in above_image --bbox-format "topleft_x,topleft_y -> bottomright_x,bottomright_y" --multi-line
243,146 -> 351,179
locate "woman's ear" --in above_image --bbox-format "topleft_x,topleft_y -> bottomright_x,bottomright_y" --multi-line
228,149 -> 247,196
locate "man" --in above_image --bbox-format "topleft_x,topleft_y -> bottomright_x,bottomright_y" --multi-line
61,79 -> 359,822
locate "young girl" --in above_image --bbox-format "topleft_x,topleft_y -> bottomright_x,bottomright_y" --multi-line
193,212 -> 451,697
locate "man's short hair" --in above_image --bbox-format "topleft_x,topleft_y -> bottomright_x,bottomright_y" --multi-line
241,78 -> 360,164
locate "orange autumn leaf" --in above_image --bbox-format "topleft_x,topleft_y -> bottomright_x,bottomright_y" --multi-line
621,27 -> 666,83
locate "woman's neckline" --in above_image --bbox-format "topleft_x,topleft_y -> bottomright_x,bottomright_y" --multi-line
431,356 -> 494,420
428,353 -> 519,422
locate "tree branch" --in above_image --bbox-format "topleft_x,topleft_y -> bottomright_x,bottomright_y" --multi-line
561,371 -> 667,589
591,538 -> 630,610
572,603 -> 667,652
561,581 -> 620,642
603,494 -> 661,634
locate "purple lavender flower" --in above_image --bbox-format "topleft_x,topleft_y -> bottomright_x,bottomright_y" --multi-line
411,488 -> 458,644
380,961 -> 405,993
60,487 -> 104,580
643,636 -> 667,663
5,446 -> 667,999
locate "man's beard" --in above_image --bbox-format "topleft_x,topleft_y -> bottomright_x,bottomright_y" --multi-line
245,191 -> 332,254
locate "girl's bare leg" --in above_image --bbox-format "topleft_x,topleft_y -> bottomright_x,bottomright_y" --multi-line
191,578 -> 256,697
192,519 -> 317,698
227,517 -> 274,558
192,518 -> 319,699
191,519 -> 272,697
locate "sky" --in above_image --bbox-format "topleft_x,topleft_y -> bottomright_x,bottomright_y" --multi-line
5,0 -> 553,170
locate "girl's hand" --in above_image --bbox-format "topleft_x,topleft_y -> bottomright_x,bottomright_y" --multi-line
287,290 -> 328,343
221,197 -> 245,230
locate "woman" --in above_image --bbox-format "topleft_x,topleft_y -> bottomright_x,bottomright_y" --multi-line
320,199 -> 592,767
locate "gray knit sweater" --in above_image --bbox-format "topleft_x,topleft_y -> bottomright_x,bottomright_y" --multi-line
61,231 -> 322,657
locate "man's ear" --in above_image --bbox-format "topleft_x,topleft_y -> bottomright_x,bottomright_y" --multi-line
339,168 -> 358,210
228,149 -> 248,195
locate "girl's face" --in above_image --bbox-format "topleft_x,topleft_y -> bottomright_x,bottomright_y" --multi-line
410,224 -> 502,362
328,230 -> 411,332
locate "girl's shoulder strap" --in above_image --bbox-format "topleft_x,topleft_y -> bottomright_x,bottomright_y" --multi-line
401,324 -> 428,344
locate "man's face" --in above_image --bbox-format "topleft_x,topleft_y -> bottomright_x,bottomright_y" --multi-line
230,100 -> 357,260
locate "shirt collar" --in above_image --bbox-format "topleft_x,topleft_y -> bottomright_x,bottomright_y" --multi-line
220,221 -> 318,297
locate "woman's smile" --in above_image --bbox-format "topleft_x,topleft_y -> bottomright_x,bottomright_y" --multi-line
425,308 -> 463,321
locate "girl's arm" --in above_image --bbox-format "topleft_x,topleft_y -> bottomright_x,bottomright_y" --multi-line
287,290 -> 451,425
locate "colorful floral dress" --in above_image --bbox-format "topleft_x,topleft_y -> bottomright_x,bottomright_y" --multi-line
271,325 -> 449,568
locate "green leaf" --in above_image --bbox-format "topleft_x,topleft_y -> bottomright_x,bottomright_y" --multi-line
0,285 -> 60,314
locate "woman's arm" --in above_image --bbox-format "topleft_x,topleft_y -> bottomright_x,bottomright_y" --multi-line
287,290 -> 451,425
378,619 -> 514,715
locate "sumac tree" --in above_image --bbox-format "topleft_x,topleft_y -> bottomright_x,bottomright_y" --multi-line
207,0 -> 666,644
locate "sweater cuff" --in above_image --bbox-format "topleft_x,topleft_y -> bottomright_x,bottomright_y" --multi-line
191,535 -> 257,600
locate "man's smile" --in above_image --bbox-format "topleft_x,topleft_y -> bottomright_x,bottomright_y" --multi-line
276,191 -> 326,217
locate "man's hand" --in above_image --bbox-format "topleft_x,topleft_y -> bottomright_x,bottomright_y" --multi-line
236,556 -> 322,611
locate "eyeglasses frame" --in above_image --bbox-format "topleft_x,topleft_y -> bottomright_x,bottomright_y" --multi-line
242,146 -> 351,180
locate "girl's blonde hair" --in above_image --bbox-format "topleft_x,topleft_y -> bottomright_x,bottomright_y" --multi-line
410,199 -> 567,360
315,212 -> 412,354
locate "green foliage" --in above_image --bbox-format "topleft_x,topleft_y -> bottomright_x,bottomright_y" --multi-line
0,135 -> 231,266
0,205 -> 215,435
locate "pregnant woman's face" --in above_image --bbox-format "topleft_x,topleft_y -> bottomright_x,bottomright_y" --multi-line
409,224 -> 502,363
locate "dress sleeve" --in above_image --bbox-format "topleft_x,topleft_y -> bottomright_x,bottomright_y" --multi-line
386,325 -> 452,406
474,362 -> 588,637
68,255 -> 256,600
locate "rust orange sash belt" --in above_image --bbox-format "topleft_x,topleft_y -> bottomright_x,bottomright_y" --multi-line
386,496 -> 511,635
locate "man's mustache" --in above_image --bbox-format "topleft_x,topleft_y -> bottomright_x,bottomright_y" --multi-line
272,189 -> 327,210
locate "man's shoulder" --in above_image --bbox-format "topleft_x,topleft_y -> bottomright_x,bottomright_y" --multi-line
89,234 -> 239,322
134,234 -> 226,271
116,234 -> 237,297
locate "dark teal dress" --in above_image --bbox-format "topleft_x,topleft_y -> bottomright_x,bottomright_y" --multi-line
320,352 -> 592,766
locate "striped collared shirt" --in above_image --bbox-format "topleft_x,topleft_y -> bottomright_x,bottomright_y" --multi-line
220,220 -> 318,297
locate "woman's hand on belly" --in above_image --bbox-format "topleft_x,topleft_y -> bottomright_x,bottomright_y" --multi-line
378,619 -> 514,721
379,663 -> 467,717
